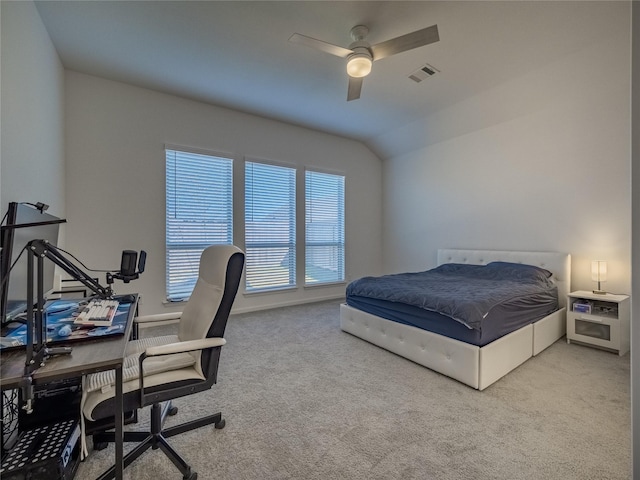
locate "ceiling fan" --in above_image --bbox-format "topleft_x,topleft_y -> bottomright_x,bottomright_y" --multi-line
289,24 -> 439,101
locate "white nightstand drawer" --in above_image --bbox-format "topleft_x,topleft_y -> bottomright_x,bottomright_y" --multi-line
567,312 -> 619,350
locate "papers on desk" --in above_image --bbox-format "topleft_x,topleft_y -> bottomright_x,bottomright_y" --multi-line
86,324 -> 125,336
0,337 -> 22,348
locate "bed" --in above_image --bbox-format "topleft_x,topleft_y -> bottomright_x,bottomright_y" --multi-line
340,249 -> 571,390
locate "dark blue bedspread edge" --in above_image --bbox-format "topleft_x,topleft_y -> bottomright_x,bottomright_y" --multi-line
345,295 -> 558,347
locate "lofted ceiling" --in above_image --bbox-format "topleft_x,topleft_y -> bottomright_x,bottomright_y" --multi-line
34,1 -> 623,157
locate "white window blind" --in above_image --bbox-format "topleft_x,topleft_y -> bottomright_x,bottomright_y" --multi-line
245,161 -> 296,291
305,170 -> 345,285
166,149 -> 233,301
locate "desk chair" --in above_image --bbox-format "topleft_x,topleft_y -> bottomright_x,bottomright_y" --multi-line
81,245 -> 244,480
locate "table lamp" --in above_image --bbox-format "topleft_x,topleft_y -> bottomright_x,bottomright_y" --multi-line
591,260 -> 607,294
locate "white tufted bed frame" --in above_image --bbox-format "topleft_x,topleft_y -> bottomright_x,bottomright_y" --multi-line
340,249 -> 571,390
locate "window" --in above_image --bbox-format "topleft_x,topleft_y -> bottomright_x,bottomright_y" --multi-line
245,161 -> 296,292
165,148 -> 233,301
305,170 -> 345,285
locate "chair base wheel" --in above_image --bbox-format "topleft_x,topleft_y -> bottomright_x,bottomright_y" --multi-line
93,441 -> 108,451
214,418 -> 225,429
168,405 -> 179,416
184,471 -> 197,480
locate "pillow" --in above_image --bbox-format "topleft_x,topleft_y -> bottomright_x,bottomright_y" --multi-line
485,261 -> 553,283
430,263 -> 485,274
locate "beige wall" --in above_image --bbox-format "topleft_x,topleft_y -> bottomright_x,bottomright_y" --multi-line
64,72 -> 382,315
381,19 -> 631,296
1,0 -> 382,321
1,1 -> 65,218
631,4 -> 639,478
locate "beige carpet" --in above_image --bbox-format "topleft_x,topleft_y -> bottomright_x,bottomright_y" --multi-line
77,300 -> 631,480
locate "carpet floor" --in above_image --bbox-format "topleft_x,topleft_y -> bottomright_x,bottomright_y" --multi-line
77,300 -> 631,480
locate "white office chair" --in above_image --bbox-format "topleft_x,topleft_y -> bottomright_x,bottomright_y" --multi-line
81,244 -> 244,480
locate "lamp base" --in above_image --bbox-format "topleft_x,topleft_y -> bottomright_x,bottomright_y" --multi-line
592,289 -> 607,295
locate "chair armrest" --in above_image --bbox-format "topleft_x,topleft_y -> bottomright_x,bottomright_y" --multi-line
134,312 -> 182,324
136,337 -> 226,403
144,338 -> 226,357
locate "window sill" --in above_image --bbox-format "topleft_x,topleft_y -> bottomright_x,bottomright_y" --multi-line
163,299 -> 188,306
303,281 -> 347,289
243,286 -> 298,297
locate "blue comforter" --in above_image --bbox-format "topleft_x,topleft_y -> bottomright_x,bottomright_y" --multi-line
345,262 -> 558,330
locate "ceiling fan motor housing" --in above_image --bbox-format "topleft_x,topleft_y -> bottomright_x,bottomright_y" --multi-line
350,25 -> 369,42
347,46 -> 373,77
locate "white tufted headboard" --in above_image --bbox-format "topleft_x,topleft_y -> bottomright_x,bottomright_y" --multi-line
437,249 -> 571,309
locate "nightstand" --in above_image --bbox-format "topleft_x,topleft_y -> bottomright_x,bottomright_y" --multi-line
566,290 -> 630,355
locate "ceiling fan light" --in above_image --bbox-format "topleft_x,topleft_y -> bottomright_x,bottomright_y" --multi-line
347,54 -> 372,78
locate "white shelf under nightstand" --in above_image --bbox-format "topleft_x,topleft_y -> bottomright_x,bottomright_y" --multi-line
566,290 -> 630,356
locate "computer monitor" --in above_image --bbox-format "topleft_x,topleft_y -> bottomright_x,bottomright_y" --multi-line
0,202 -> 66,325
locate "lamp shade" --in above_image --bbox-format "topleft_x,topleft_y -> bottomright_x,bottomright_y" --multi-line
591,261 -> 607,282
347,54 -> 372,78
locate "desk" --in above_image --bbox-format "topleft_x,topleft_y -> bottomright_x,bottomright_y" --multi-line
0,294 -> 138,480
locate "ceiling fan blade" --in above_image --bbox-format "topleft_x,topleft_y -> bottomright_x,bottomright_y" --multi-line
371,24 -> 439,61
347,76 -> 363,101
289,33 -> 353,58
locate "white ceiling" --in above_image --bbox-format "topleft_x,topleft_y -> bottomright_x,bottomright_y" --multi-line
34,1 -> 623,155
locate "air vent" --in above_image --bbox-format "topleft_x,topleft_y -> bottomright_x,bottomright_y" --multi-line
408,63 -> 439,83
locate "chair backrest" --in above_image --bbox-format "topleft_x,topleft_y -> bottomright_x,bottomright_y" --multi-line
178,244 -> 244,379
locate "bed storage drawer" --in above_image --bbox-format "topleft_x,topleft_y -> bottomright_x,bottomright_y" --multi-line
340,304 -> 481,389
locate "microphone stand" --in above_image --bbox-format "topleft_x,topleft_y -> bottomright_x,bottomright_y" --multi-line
21,239 -> 114,412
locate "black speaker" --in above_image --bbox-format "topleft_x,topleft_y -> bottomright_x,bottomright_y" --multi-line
119,250 -> 138,277
137,251 -> 146,274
